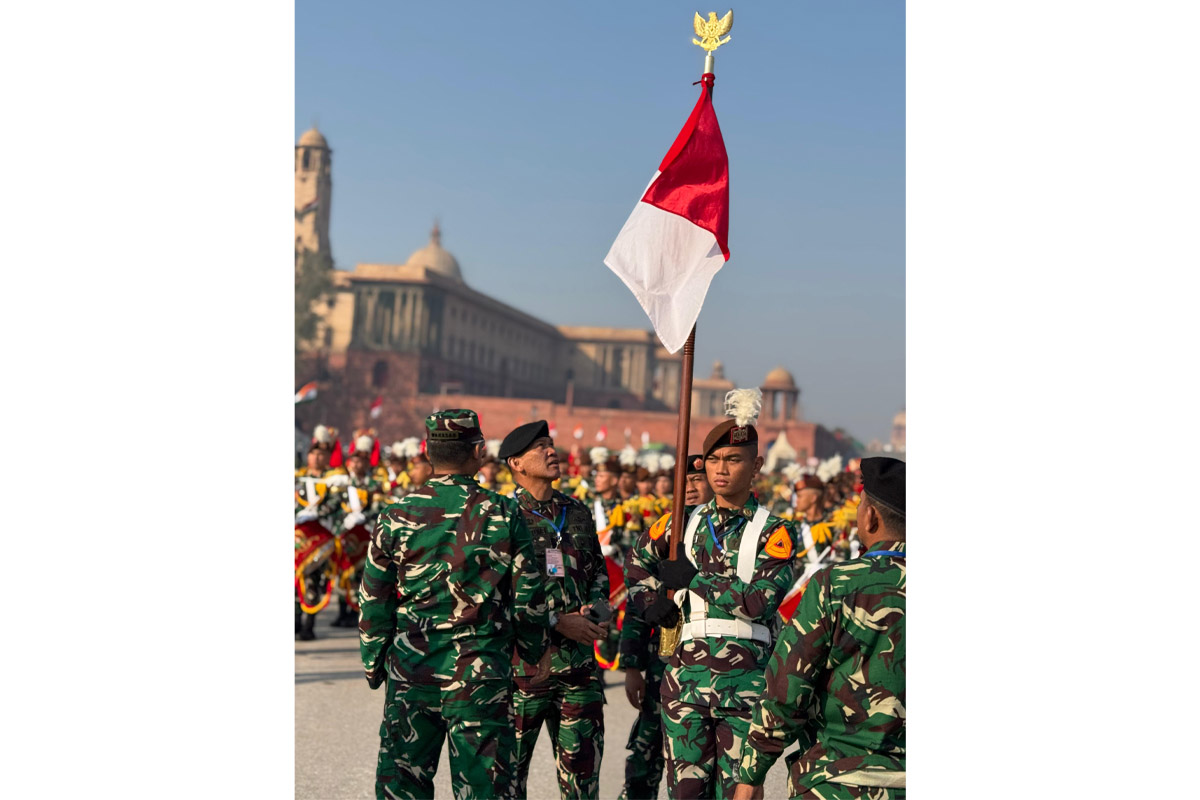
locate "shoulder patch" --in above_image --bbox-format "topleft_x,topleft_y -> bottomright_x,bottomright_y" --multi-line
649,513 -> 671,541
764,526 -> 793,559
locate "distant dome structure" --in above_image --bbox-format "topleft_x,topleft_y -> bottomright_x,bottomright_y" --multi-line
406,222 -> 463,282
893,409 -> 906,426
763,366 -> 796,390
298,126 -> 328,148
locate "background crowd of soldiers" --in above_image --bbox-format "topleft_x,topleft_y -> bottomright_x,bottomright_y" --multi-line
295,390 -> 905,800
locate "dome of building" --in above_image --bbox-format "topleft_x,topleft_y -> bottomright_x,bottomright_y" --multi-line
298,127 -> 328,148
763,366 -> 797,390
893,409 -> 906,425
406,222 -> 463,282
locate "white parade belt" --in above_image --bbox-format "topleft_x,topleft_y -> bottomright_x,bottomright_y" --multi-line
680,617 -> 771,644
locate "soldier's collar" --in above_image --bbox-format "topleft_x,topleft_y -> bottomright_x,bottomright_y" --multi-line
515,486 -> 562,510
866,540 -> 906,555
704,493 -> 759,520
431,473 -> 478,485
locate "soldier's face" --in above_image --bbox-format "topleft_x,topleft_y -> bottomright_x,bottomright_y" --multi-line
636,478 -> 654,496
409,459 -> 432,485
307,450 -> 325,472
704,446 -> 762,498
795,487 -> 821,512
513,436 -> 560,480
684,472 -> 713,506
654,475 -> 673,497
348,455 -> 368,477
594,469 -> 617,493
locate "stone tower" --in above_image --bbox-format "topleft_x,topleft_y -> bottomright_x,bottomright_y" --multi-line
295,126 -> 332,262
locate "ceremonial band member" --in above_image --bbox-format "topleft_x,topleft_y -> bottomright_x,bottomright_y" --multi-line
735,457 -> 906,800
631,389 -> 798,800
359,410 -> 550,800
295,440 -> 339,640
617,455 -> 712,800
503,421 -> 610,800
330,436 -> 387,628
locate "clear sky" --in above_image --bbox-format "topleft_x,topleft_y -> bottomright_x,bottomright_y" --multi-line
296,1 -> 904,444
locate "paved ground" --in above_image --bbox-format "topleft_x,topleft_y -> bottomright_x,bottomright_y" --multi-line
296,607 -> 793,799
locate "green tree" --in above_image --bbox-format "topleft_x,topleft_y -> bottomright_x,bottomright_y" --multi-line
295,247 -> 333,354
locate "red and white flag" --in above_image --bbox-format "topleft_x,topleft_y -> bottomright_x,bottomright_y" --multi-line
548,422 -> 558,439
369,396 -> 383,419
596,425 -> 608,443
604,73 -> 729,353
573,425 -> 584,440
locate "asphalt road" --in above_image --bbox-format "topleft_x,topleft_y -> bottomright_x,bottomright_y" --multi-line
296,607 -> 793,799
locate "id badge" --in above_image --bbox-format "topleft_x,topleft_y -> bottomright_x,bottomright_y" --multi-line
545,548 -> 565,578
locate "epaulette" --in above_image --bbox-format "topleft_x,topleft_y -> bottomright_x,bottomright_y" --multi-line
323,467 -> 348,477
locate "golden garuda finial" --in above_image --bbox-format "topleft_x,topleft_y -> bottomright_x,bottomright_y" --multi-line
692,10 -> 733,53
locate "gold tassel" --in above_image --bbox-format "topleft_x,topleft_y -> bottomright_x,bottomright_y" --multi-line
658,613 -> 683,657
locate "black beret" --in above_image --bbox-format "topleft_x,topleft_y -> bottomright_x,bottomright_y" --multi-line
498,420 -> 550,461
860,457 -> 904,516
686,455 -> 705,475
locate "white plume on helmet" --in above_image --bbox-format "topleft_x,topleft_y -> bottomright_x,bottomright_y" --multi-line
354,434 -> 375,453
313,425 -> 333,444
659,454 -> 676,472
589,446 -> 609,465
639,451 -> 661,474
397,437 -> 420,458
619,446 -> 638,468
816,454 -> 843,483
781,462 -> 805,485
724,388 -> 763,427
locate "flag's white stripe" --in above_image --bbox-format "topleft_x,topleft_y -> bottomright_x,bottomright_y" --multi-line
604,186 -> 725,354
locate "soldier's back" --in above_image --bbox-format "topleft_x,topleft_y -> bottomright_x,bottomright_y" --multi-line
366,473 -> 527,685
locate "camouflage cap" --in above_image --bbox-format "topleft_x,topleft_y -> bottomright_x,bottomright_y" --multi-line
425,409 -> 484,442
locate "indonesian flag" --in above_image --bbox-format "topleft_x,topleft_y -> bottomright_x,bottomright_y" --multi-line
369,396 -> 383,419
573,425 -> 584,440
548,422 -> 558,439
294,381 -> 318,404
604,73 -> 729,354
596,425 -> 607,442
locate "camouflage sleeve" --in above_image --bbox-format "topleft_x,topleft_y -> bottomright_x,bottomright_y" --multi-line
691,521 -> 798,620
358,516 -> 399,686
738,565 -> 833,785
587,522 -> 609,610
509,506 -> 550,665
618,589 -> 654,671
625,515 -> 670,616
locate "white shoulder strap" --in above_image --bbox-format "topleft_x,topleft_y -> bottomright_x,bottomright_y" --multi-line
736,507 -> 772,584
680,506 -> 708,619
593,498 -> 608,531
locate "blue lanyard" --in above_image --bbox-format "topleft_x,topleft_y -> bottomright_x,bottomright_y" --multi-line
529,506 -> 567,546
705,512 -> 745,555
868,550 -> 905,558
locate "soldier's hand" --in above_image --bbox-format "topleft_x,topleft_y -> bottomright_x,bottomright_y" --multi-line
731,783 -> 764,800
530,647 -> 556,686
643,594 -> 681,627
624,668 -> 645,709
366,666 -> 386,691
554,611 -> 607,643
660,557 -> 699,590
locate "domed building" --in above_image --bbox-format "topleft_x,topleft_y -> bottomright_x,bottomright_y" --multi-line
891,408 -> 905,452
404,222 -> 463,282
761,366 -> 800,422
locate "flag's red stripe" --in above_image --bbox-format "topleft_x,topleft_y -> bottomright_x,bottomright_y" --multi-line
641,76 -> 730,259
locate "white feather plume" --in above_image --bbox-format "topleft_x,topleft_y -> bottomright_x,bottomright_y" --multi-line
781,462 -> 805,485
313,424 -> 332,444
639,451 -> 661,474
485,439 -> 501,458
589,446 -> 609,465
724,388 -> 763,427
619,446 -> 638,468
816,454 -> 843,483
398,437 -> 420,458
354,434 -> 374,453
659,454 -> 676,472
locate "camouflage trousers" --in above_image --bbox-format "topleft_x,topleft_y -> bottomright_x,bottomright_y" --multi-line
661,696 -> 753,800
792,783 -> 905,800
617,657 -> 666,800
512,674 -> 605,800
376,679 -> 514,800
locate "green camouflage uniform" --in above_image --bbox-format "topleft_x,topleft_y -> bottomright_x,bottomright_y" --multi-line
626,495 -> 797,800
739,541 -> 905,800
359,410 -> 549,800
616,575 -> 667,800
510,486 -> 609,800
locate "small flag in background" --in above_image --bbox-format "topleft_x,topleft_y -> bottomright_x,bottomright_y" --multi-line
295,381 -> 318,404
548,422 -> 558,439
604,73 -> 730,353
573,425 -> 584,440
369,396 -> 383,419
596,426 -> 608,442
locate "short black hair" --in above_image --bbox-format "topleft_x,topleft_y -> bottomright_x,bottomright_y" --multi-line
863,491 -> 905,537
426,439 -> 480,470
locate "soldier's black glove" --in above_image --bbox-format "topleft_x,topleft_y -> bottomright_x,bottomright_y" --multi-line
660,557 -> 699,590
643,593 -> 681,627
366,665 -> 386,690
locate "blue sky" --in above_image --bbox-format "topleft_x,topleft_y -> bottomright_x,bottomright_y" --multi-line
296,1 -> 904,443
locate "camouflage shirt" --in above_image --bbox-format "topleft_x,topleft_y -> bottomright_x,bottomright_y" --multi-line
511,486 -> 608,678
738,540 -> 906,790
358,474 -> 549,687
626,494 -> 797,708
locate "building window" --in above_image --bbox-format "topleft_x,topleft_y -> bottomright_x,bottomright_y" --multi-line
372,360 -> 389,388
302,149 -> 311,170
448,335 -> 455,356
